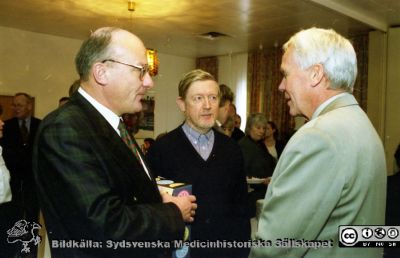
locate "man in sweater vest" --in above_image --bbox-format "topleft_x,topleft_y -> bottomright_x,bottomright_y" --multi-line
147,69 -> 250,258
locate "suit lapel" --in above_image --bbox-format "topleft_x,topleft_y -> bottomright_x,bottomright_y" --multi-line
72,93 -> 156,186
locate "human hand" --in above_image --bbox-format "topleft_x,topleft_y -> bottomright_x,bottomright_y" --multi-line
161,193 -> 197,222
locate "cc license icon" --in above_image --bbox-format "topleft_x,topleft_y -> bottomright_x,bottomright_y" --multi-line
341,228 -> 358,246
387,228 -> 399,239
362,228 -> 373,239
374,228 -> 386,239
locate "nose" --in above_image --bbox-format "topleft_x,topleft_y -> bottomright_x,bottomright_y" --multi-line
142,73 -> 154,89
278,78 -> 285,92
203,98 -> 211,109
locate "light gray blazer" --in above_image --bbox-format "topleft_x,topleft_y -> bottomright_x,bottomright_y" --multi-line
250,93 -> 386,258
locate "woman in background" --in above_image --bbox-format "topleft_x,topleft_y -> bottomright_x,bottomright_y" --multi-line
263,121 -> 285,161
238,113 -> 275,217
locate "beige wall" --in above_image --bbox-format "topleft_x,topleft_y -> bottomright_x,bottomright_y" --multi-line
0,26 -> 82,118
385,28 -> 400,174
152,53 -> 194,137
368,28 -> 400,174
0,26 -> 195,141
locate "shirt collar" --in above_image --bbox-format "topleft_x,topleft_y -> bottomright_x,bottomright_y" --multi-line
311,92 -> 347,120
182,122 -> 213,141
78,87 -> 121,135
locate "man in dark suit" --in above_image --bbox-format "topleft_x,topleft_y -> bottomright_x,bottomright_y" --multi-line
0,92 -> 41,257
147,69 -> 250,258
33,27 -> 196,257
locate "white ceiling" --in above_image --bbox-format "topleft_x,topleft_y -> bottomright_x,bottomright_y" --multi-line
0,0 -> 399,58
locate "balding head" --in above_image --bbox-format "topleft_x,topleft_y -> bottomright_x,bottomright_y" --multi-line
75,27 -> 146,82
74,27 -> 154,116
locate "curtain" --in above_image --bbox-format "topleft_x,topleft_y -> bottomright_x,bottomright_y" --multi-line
196,56 -> 218,81
351,34 -> 369,111
247,48 -> 294,141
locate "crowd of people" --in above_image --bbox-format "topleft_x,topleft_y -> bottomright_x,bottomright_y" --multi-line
0,26 -> 392,258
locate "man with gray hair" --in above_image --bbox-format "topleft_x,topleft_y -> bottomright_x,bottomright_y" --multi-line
250,28 -> 386,258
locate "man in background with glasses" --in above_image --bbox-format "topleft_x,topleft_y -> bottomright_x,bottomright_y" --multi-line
33,27 -> 196,257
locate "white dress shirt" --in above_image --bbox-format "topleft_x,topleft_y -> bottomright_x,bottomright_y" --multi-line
78,87 -> 151,179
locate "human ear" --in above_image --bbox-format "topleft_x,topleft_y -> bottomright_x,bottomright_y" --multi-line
92,62 -> 108,86
310,64 -> 324,87
176,97 -> 186,112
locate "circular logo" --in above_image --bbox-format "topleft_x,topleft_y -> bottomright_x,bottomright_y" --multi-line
178,190 -> 190,197
374,228 -> 386,239
387,228 -> 399,239
341,228 -> 358,246
362,228 -> 373,239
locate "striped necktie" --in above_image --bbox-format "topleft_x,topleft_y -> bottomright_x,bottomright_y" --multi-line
118,120 -> 140,160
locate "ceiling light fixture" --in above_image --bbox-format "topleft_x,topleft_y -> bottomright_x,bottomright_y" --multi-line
126,1 -> 158,76
128,0 -> 135,12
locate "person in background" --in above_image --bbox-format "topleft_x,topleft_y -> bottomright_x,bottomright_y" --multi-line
235,114 -> 241,128
385,144 -> 400,258
263,121 -> 285,161
147,69 -> 250,258
0,104 -> 11,204
215,84 -> 234,131
250,27 -> 386,258
0,92 -> 41,257
229,103 -> 245,141
0,104 -> 12,256
142,137 -> 155,155
221,116 -> 235,137
33,27 -> 196,257
238,113 -> 275,218
58,96 -> 69,107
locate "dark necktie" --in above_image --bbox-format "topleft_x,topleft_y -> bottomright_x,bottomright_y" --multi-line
20,119 -> 29,144
118,120 -> 140,160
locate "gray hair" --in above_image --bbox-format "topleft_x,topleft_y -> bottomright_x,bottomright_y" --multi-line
245,113 -> 268,135
75,27 -> 120,81
283,27 -> 357,92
